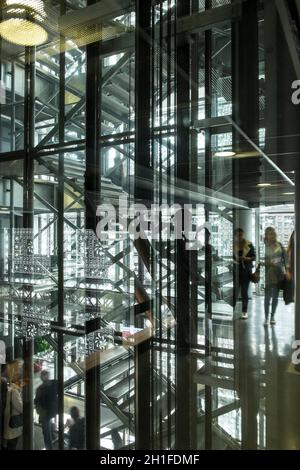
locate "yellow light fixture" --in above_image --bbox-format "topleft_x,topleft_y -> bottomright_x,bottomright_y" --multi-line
214,151 -> 236,158
0,1 -> 48,46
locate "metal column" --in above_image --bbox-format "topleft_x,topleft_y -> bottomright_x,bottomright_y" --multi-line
204,0 -> 213,449
232,0 -> 259,450
57,0 -> 66,450
175,0 -> 197,450
22,45 -> 35,451
85,0 -> 101,448
134,0 -> 152,450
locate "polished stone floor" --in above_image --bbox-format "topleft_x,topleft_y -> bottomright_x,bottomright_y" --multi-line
30,295 -> 300,450
216,294 -> 300,450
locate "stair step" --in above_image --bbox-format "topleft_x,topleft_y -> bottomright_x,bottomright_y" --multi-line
104,374 -> 135,401
101,358 -> 133,385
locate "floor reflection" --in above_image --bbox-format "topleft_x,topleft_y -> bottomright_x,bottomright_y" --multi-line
229,296 -> 299,449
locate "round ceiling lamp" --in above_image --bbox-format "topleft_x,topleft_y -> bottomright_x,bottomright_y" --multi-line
0,1 -> 48,46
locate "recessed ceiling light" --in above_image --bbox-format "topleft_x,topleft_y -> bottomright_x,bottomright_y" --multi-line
0,1 -> 48,47
283,192 -> 294,196
214,151 -> 236,158
257,183 -> 272,188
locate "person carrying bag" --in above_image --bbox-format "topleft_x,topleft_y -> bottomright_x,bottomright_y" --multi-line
9,388 -> 23,429
3,383 -> 23,450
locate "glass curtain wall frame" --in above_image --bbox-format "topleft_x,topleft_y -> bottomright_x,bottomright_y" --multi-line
2,0 -> 297,453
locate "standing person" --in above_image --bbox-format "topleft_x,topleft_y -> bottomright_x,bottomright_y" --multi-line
263,227 -> 287,326
34,370 -> 58,450
285,230 -> 295,305
68,406 -> 85,450
233,228 -> 256,320
3,360 -> 23,450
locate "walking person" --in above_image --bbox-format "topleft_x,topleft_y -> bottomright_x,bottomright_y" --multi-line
263,227 -> 287,326
34,370 -> 58,450
233,228 -> 256,319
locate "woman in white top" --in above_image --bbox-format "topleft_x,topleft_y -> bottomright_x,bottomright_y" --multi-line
3,360 -> 23,450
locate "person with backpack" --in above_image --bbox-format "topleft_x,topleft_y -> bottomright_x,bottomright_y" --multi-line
34,370 -> 58,450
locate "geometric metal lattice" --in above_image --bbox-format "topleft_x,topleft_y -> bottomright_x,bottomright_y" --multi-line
78,230 -> 111,279
13,229 -> 34,274
84,326 -> 115,356
15,303 -> 51,339
12,229 -> 50,275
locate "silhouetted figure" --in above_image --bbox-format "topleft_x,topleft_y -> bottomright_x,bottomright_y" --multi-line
34,370 -> 58,450
0,376 -> 8,449
68,407 -> 85,450
233,228 -> 256,319
111,428 -> 122,449
264,227 -> 287,326
285,231 -> 295,305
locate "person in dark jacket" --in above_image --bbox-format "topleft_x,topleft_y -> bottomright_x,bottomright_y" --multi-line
68,407 -> 85,450
233,228 -> 256,319
34,370 -> 58,450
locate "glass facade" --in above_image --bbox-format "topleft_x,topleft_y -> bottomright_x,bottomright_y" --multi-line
0,0 -> 299,452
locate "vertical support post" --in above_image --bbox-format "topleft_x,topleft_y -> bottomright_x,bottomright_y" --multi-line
134,0 -> 152,450
22,45 -> 35,451
255,208 -> 260,295
57,0 -> 66,450
204,0 -> 213,449
232,0 -> 260,203
232,0 -> 259,450
190,0 -> 199,451
0,35 -> 2,153
85,0 -> 101,448
11,61 -> 15,151
8,178 -> 15,359
175,0 -> 197,450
